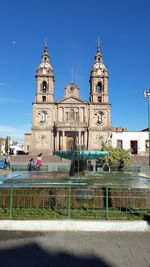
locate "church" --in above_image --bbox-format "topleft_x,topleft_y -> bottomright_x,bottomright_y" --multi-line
25,43 -> 112,155
25,43 -> 148,156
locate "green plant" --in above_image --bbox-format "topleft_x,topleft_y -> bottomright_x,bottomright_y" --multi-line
5,136 -> 10,154
100,146 -> 131,171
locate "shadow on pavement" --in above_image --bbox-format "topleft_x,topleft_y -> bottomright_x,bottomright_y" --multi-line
0,241 -> 112,267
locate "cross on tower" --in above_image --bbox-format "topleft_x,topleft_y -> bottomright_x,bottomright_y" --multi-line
97,37 -> 100,49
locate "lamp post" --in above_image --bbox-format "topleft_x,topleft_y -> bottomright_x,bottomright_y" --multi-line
144,90 -> 150,165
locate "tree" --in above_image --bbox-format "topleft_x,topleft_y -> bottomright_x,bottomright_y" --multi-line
5,136 -> 10,154
99,146 -> 131,171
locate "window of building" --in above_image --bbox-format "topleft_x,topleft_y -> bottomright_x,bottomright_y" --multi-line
130,140 -> 138,154
145,140 -> 149,152
98,97 -> 102,103
66,112 -> 68,121
97,111 -> 103,124
42,96 -> 46,102
42,81 -> 47,93
96,82 -> 102,93
117,140 -> 123,149
75,111 -> 79,121
69,109 -> 75,122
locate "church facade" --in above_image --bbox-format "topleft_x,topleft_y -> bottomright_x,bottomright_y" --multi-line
25,44 -> 112,155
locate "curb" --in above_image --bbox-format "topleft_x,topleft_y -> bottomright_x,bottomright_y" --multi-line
0,220 -> 149,232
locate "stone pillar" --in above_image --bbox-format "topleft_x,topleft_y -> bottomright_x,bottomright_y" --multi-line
104,76 -> 108,102
55,131 -> 58,150
62,131 -> 64,150
81,132 -> 83,145
60,131 -> 62,150
80,108 -> 83,122
78,131 -> 81,145
84,131 -> 87,149
62,108 -> 64,122
58,131 -> 60,150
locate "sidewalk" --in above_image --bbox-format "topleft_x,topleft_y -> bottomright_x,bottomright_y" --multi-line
0,220 -> 149,232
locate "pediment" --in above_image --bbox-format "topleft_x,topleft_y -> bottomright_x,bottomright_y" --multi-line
58,96 -> 86,104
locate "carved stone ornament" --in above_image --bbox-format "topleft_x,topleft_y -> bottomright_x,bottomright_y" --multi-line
38,133 -> 48,144
94,109 -> 104,126
37,110 -> 49,124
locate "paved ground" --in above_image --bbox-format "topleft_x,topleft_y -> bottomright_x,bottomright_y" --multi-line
0,231 -> 149,267
0,169 -> 10,175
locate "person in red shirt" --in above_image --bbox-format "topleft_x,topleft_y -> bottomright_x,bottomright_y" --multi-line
36,153 -> 43,170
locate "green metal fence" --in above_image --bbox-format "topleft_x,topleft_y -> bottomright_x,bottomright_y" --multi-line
0,185 -> 150,220
11,165 -> 48,171
11,164 -> 70,172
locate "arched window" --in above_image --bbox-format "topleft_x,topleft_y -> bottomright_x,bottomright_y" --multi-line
69,109 -> 75,122
42,81 -> 47,93
98,96 -> 102,103
75,111 -> 79,122
42,96 -> 46,102
96,82 -> 102,93
97,111 -> 104,125
66,112 -> 69,121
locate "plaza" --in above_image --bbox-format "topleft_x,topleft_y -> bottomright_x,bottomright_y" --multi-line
0,230 -> 149,267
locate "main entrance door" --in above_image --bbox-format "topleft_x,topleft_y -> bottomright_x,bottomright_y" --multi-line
66,137 -> 76,151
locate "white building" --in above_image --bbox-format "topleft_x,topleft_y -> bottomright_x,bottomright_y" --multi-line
111,129 -> 148,155
9,144 -> 25,155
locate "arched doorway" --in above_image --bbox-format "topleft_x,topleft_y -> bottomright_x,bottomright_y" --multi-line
66,137 -> 75,151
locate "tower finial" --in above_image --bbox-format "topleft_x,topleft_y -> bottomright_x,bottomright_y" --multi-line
97,37 -> 100,50
44,37 -> 48,48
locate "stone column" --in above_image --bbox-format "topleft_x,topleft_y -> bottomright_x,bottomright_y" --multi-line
81,132 -> 83,145
55,131 -> 58,150
104,76 -> 108,102
62,131 -> 64,150
58,131 -> 60,150
85,131 -> 88,149
78,131 -> 81,145
62,108 -> 64,122
80,108 -> 83,122
59,131 -> 62,150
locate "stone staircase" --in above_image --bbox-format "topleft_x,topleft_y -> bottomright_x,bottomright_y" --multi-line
0,155 -> 70,165
131,155 -> 149,166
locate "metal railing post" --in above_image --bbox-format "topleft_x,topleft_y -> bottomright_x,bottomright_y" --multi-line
67,186 -> 71,219
9,186 -> 13,218
105,185 -> 109,220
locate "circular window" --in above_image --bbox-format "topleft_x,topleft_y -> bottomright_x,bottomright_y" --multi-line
70,86 -> 74,92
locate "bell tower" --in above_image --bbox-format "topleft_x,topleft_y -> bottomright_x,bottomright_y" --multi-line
89,43 -> 109,104
35,44 -> 54,103
88,42 -> 111,150
30,43 -> 56,155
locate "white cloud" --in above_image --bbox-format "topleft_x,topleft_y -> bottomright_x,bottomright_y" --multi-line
0,125 -> 31,143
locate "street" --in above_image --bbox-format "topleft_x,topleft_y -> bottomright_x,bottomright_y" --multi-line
0,231 -> 149,267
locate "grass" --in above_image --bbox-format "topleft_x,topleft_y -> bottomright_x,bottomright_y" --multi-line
0,207 -> 149,220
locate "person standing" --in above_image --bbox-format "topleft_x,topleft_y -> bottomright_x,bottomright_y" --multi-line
4,154 -> 10,169
35,153 -> 43,170
28,158 -> 35,171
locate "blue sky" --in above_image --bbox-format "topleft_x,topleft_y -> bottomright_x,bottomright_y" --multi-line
0,0 -> 150,143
